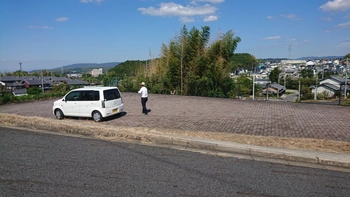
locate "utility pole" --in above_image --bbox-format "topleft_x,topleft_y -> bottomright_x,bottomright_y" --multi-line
314,71 -> 318,100
298,80 -> 301,102
252,76 -> 255,100
180,38 -> 184,95
322,65 -> 324,80
266,83 -> 269,101
41,70 -> 44,93
345,58 -> 348,99
283,63 -> 286,89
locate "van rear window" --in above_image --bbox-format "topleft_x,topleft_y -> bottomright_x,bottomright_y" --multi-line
103,89 -> 121,101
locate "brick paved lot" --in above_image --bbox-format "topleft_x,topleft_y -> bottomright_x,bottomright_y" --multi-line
0,92 -> 349,142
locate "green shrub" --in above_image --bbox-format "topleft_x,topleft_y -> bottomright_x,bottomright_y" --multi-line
27,87 -> 42,95
0,93 -> 13,104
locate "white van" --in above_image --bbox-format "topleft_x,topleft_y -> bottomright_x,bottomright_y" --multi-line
52,86 -> 123,122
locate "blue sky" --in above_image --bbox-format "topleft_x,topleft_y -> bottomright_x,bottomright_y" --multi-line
1,0 -> 350,72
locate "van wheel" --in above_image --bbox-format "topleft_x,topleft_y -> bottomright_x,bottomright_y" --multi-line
92,111 -> 103,122
55,109 -> 64,120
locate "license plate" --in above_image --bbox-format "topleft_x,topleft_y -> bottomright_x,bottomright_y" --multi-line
113,108 -> 118,113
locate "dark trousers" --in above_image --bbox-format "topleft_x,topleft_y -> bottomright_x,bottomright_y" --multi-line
141,97 -> 148,114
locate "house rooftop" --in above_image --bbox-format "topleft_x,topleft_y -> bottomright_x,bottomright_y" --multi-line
0,76 -> 20,82
329,75 -> 345,83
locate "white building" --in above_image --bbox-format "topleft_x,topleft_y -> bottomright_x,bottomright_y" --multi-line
91,68 -> 103,77
280,60 -> 306,65
67,73 -> 82,78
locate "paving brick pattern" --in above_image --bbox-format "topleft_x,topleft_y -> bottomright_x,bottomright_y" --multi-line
0,92 -> 349,142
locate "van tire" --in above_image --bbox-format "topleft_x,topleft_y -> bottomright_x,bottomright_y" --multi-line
55,109 -> 64,120
92,111 -> 103,122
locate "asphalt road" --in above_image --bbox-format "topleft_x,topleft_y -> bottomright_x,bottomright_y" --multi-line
1,127 -> 350,197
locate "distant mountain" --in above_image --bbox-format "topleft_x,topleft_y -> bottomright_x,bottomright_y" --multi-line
297,56 -> 343,60
31,62 -> 120,73
54,62 -> 119,70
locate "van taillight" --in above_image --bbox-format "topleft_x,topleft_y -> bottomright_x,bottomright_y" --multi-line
102,100 -> 105,108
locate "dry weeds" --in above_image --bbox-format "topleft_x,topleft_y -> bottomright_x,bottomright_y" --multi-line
0,113 -> 349,154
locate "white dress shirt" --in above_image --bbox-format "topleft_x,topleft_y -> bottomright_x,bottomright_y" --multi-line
138,86 -> 148,98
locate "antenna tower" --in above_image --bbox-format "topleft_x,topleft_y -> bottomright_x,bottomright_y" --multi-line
288,45 -> 292,59
19,62 -> 22,77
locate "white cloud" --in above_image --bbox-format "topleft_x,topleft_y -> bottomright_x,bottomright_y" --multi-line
203,15 -> 218,22
320,17 -> 332,21
266,16 -> 273,20
263,36 -> 281,40
55,17 -> 69,22
320,0 -> 350,12
338,21 -> 350,28
138,2 -> 217,17
80,0 -> 103,3
324,30 -> 331,33
28,25 -> 54,29
281,14 -> 301,20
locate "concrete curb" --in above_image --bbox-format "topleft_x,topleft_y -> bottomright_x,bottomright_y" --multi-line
146,133 -> 350,169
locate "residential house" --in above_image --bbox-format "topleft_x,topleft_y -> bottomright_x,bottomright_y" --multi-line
313,83 -> 340,98
43,76 -> 88,87
22,78 -> 52,91
0,76 -> 27,96
1,76 -> 90,96
320,75 -> 345,86
12,88 -> 28,96
44,76 -> 69,86
313,75 -> 349,98
235,68 -> 248,75
65,79 -> 89,86
262,82 -> 285,95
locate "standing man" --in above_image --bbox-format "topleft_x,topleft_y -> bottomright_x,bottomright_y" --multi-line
138,82 -> 148,115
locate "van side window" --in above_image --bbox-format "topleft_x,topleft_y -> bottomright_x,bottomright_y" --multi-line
93,91 -> 100,101
65,91 -> 80,101
103,89 -> 121,101
80,90 -> 100,101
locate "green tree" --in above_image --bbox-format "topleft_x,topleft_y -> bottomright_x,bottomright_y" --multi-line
301,68 -> 314,78
13,70 -> 28,77
269,67 -> 281,83
52,83 -> 70,93
301,86 -> 313,100
121,25 -> 242,98
229,53 -> 258,73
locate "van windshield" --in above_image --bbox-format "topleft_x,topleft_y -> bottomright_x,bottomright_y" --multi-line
103,89 -> 121,101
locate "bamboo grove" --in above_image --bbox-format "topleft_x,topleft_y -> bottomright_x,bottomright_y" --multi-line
108,25 -> 258,98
